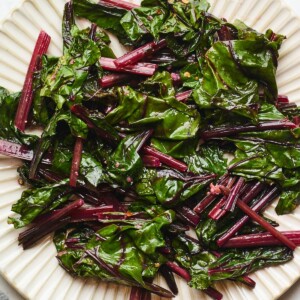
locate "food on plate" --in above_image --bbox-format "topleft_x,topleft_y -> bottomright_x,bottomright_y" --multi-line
1,0 -> 300,299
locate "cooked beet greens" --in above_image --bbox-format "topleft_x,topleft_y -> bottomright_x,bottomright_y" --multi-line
2,0 -> 300,299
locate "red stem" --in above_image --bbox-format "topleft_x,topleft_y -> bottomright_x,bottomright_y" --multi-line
204,287 -> 223,300
224,177 -> 245,212
208,177 -> 236,220
217,186 -> 280,247
165,262 -> 191,282
223,231 -> 300,248
293,116 -> 300,126
193,175 -> 229,215
208,196 -> 227,220
31,199 -> 84,226
69,206 -> 114,222
201,120 -> 297,139
14,31 -> 51,132
114,40 -> 167,68
208,177 -> 237,220
100,57 -> 157,76
236,200 -> 296,250
239,276 -> 256,288
217,25 -> 232,41
142,155 -> 162,167
70,137 -> 84,187
175,206 -> 200,227
277,95 -> 289,104
70,104 -> 120,145
99,0 -> 139,10
142,146 -> 188,172
240,181 -> 266,204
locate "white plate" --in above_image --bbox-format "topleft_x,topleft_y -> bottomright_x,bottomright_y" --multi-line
1,0 -> 300,299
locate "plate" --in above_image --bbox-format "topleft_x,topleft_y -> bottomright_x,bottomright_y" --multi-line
1,0 -> 300,299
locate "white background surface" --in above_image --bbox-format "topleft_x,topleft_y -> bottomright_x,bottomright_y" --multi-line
0,0 -> 300,299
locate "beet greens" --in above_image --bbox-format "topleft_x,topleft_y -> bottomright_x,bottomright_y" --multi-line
2,0 -> 300,299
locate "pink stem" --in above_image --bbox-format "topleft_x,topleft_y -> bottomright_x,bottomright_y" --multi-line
0,139 -> 51,164
99,0 -> 139,10
15,31 -> 51,131
100,57 -> 157,76
171,73 -> 182,85
175,90 -> 192,102
100,73 -> 132,88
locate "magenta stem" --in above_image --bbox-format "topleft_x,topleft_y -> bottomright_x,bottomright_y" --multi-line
114,39 -> 167,68
15,31 -> 51,132
293,116 -> 300,126
223,231 -> 300,248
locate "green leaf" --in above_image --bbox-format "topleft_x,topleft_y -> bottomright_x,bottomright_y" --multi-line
209,247 -> 293,281
8,180 -> 69,228
0,87 -> 38,145
121,7 -> 168,43
73,0 -> 130,45
40,26 -> 101,109
107,76 -> 201,140
276,188 -> 300,215
52,146 -> 108,187
185,145 -> 228,176
107,133 -> 145,188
